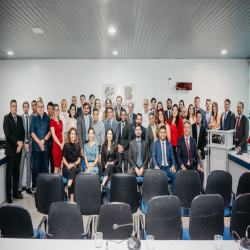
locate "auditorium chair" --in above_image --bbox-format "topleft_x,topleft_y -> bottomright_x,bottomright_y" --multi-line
140,196 -> 182,240
182,195 -> 224,240
0,205 -> 47,239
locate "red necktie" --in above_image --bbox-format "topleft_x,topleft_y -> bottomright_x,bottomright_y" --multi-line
236,117 -> 240,140
186,137 -> 192,166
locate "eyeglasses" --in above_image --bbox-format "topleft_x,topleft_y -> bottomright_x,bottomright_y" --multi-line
135,129 -> 141,132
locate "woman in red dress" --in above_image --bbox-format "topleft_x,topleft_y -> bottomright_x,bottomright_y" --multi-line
50,104 -> 64,174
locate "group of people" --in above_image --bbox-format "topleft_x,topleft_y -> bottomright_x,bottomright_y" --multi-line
3,94 -> 249,203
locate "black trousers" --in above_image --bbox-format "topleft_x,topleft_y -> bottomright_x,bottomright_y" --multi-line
63,166 -> 80,194
103,164 -> 117,182
6,155 -> 21,199
49,147 -> 54,173
129,167 -> 145,177
172,146 -> 177,163
118,149 -> 129,173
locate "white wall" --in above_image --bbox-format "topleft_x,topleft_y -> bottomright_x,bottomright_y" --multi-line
0,59 -> 248,137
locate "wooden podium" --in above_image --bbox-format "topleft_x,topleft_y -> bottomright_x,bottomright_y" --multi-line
207,129 -> 235,172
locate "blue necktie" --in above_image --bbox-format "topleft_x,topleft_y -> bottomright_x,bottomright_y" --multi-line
137,141 -> 142,167
86,116 -> 89,141
223,113 -> 227,130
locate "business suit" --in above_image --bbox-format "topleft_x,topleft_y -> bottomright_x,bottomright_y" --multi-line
145,124 -> 156,160
76,107 -> 83,118
192,123 -> 206,160
132,125 -> 146,141
149,109 -> 157,116
3,112 -> 25,200
235,114 -> 249,152
128,139 -> 149,176
104,119 -> 120,144
152,139 -> 176,193
220,110 -> 236,130
118,121 -> 132,173
177,136 -> 204,192
165,109 -> 172,120
194,108 -> 206,126
204,110 -> 212,129
77,113 -> 92,151
126,112 -> 137,127
113,106 -> 125,122
18,114 -> 33,192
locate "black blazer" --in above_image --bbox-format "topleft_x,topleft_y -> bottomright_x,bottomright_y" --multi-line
101,143 -> 119,168
126,113 -> 137,127
113,106 -> 125,122
220,110 -> 236,130
132,125 -> 146,141
118,121 -> 132,150
145,125 -> 155,158
76,107 -> 83,118
3,113 -> 25,156
236,114 -> 249,152
192,123 -> 206,159
165,109 -> 172,120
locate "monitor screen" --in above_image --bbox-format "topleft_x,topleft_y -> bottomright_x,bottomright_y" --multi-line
176,82 -> 192,90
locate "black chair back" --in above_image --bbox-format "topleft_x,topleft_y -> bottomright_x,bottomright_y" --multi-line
189,194 -> 224,240
110,174 -> 138,213
230,193 -> 250,238
35,173 -> 64,214
48,202 -> 85,239
74,174 -> 102,215
146,196 -> 182,240
98,202 -> 133,239
141,169 -> 168,206
236,173 -> 250,197
174,170 -> 200,208
0,205 -> 34,238
206,170 -> 232,208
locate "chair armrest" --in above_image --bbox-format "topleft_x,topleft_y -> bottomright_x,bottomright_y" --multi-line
180,220 -> 183,240
81,216 -> 93,239
32,216 -> 47,239
133,215 -> 138,238
34,188 -> 38,208
139,214 -> 144,240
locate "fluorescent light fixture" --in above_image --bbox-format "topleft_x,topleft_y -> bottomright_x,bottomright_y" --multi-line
113,51 -> 118,55
7,51 -> 13,55
31,27 -> 44,34
221,50 -> 227,54
108,28 -> 116,34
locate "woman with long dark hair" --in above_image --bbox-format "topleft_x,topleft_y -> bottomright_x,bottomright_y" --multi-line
186,104 -> 196,125
209,102 -> 221,129
67,104 -> 77,130
156,108 -> 171,141
178,100 -> 185,113
155,102 -> 163,120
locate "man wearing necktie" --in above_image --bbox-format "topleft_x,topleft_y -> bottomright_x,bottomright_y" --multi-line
165,98 -> 172,120
220,99 -> 236,131
177,120 -> 204,193
126,103 -> 136,127
152,125 -> 176,194
205,98 -> 212,129
114,96 -> 124,122
150,97 -> 157,116
128,124 -> 149,177
193,96 -> 206,126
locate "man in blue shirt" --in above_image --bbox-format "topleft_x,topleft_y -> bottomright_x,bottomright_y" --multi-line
30,101 -> 51,187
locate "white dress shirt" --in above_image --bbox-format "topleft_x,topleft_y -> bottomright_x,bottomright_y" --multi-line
141,110 -> 149,128
235,114 -> 242,141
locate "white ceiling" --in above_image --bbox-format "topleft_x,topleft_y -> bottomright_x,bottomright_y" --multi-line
0,0 -> 250,59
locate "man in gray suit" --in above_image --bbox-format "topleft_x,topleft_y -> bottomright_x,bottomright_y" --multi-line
18,101 -> 33,196
165,98 -> 172,120
113,96 -> 125,122
77,102 -> 92,157
104,107 -> 119,144
235,102 -> 249,152
126,103 -> 137,127
129,123 -> 149,177
220,99 -> 236,130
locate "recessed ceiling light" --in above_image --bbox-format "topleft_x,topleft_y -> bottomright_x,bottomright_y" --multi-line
31,27 -> 44,34
221,50 -> 227,54
7,51 -> 13,55
113,51 -> 118,55
108,28 -> 116,34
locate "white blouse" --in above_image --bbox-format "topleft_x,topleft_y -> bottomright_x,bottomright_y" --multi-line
67,117 -> 77,131
60,112 -> 69,133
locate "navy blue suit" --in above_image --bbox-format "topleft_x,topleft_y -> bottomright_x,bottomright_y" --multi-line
132,125 -> 146,141
152,139 -> 176,194
177,136 -> 204,192
194,108 -> 206,127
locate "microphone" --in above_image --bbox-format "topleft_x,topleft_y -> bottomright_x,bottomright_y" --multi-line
113,223 -> 133,230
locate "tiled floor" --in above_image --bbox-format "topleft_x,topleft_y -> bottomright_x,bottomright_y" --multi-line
1,191 -> 230,231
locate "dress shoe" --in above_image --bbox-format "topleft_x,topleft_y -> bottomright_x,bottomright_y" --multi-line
7,198 -> 13,203
26,188 -> 33,194
13,194 -> 23,199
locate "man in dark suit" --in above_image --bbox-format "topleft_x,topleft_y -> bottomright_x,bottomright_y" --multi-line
152,125 -> 176,194
89,94 -> 95,116
220,99 -> 236,130
177,120 -> 204,193
3,100 -> 25,203
192,111 -> 206,160
149,97 -> 157,116
235,102 -> 249,152
165,98 -> 172,120
113,96 -> 125,122
128,124 -> 149,177
132,113 -> 146,140
194,96 -> 206,127
76,94 -> 86,118
127,103 -> 137,127
146,113 -> 157,167
118,110 -> 132,173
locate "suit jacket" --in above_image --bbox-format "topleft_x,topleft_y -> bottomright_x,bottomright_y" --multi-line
204,110 -> 212,129
149,108 -> 157,116
193,108 -> 206,126
77,114 -> 92,150
165,109 -> 172,120
126,112 -> 137,127
236,114 -> 249,152
177,136 -> 201,167
192,123 -> 206,159
104,119 -> 120,144
145,125 -> 155,159
220,110 -> 236,130
3,113 -> 25,156
77,107 -> 83,118
118,121 -> 132,150
128,139 -> 149,170
113,106 -> 125,122
152,139 -> 175,168
21,114 -> 33,151
132,125 -> 146,141
101,143 -> 119,167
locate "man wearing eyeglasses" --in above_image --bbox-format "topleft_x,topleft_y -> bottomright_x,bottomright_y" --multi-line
140,99 -> 150,128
